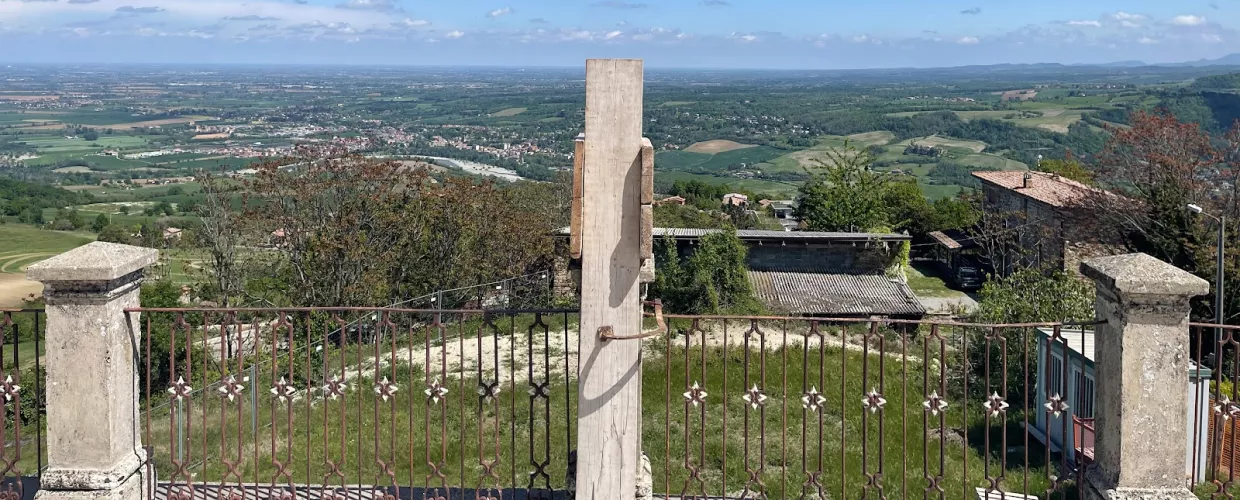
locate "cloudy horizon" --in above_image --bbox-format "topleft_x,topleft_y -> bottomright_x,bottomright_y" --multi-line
0,0 -> 1237,68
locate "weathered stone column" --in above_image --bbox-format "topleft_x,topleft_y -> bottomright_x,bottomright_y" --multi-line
27,242 -> 159,500
1081,253 -> 1209,500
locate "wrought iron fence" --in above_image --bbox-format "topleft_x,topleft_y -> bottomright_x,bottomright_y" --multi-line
0,309 -> 45,500
128,307 -> 579,500
643,312 -> 1096,500
129,305 -> 1115,500
1190,322 -> 1240,498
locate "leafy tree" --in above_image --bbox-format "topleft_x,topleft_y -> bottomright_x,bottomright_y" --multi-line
97,224 -> 131,244
651,230 -> 762,315
1038,155 -> 1095,185
92,213 -> 110,233
157,201 -> 176,216
957,268 -> 1095,402
119,205 -> 130,215
882,179 -> 935,238
654,204 -> 729,229
795,142 -> 893,232
244,148 -> 554,308
1088,111 -> 1217,272
166,186 -> 185,196
81,130 -> 99,141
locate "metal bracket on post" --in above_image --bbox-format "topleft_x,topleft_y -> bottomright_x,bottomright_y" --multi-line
598,300 -> 666,341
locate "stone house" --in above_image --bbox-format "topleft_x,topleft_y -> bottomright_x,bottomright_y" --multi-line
972,170 -> 1118,275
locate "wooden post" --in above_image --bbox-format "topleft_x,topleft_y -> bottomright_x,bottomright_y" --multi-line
577,58 -> 644,500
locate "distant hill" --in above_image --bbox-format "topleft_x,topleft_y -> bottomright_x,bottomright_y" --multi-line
1191,72 -> 1240,90
1160,53 -> 1240,68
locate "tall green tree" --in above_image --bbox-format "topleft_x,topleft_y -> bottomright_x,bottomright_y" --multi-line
795,142 -> 894,232
651,230 -> 762,314
91,213 -> 110,233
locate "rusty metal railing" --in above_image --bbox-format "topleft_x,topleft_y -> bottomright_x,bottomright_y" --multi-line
1190,322 -> 1240,497
128,305 -> 1115,500
643,312 -> 1096,500
128,307 -> 579,500
0,309 -> 45,500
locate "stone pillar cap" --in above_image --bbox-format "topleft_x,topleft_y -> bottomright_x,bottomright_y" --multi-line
1081,252 -> 1209,297
27,242 -> 159,283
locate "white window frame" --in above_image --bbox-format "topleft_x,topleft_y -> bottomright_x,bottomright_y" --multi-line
1073,367 -> 1096,419
1047,351 -> 1066,403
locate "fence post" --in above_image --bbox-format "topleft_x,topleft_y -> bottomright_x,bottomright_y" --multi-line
27,242 -> 159,500
1081,253 -> 1209,500
576,58 -> 645,500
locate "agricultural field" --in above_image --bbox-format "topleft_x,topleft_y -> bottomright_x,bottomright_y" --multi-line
0,224 -> 94,307
684,140 -> 757,154
489,107 -> 527,117
655,145 -> 787,172
898,135 -> 988,153
656,171 -> 800,198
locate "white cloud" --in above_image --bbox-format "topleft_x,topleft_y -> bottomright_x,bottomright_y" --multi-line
603,30 -> 622,39
399,18 -> 429,27
1169,15 -> 1206,26
1111,12 -> 1145,21
487,7 -> 512,18
957,36 -> 979,44
444,30 -> 464,38
1138,36 -> 1158,44
1066,20 -> 1101,27
336,0 -> 401,12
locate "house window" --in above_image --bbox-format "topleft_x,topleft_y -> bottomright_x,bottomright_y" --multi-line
1047,352 -> 1065,400
1074,368 -> 1096,419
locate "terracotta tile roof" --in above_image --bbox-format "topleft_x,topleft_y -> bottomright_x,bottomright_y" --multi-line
971,171 -> 1099,208
748,271 -> 926,316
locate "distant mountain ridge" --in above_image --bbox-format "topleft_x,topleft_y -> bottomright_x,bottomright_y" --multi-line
1158,53 -> 1240,67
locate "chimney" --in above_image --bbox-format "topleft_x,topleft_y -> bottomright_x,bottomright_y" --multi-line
1023,172 -> 1032,189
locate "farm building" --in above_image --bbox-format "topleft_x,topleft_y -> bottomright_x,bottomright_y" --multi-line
973,170 -> 1121,275
1027,327 -> 1211,482
554,228 -> 923,318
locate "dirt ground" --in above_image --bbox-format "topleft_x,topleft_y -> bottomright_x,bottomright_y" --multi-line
0,273 -> 41,308
684,140 -> 757,154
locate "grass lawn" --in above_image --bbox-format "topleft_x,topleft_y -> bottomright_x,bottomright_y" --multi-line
921,183 -> 967,200
0,225 -> 94,262
907,262 -> 970,299
0,224 -> 94,307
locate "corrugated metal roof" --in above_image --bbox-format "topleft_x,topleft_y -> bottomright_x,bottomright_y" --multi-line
748,271 -> 926,316
929,231 -> 963,250
555,227 -> 910,242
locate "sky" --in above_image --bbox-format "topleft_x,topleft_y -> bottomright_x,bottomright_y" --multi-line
1,0 -> 1238,68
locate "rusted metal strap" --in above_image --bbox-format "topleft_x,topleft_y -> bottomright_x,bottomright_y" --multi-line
598,300 -> 666,341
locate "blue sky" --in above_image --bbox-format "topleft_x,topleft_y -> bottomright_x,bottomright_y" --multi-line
1,0 -> 1237,68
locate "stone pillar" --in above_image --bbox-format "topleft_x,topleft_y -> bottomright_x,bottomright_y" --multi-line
1080,253 -> 1209,500
27,242 -> 159,500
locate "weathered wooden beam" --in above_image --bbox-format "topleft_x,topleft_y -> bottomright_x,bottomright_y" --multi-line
576,58 -> 644,500
571,132 -> 585,260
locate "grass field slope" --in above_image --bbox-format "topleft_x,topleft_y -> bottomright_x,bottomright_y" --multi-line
0,225 -> 94,306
